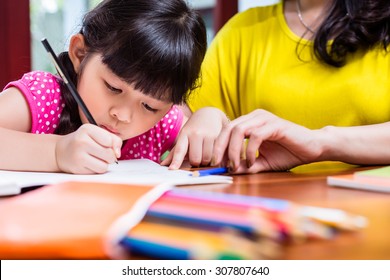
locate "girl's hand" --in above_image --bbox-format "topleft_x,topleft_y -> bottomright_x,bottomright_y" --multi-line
213,109 -> 324,173
161,107 -> 229,169
55,124 -> 122,174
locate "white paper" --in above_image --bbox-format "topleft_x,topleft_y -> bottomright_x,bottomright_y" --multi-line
0,159 -> 232,196
0,179 -> 21,196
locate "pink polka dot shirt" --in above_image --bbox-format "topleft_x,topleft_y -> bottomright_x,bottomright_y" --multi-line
4,71 -> 183,163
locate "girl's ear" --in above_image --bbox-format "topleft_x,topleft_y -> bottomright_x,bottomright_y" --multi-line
68,34 -> 87,73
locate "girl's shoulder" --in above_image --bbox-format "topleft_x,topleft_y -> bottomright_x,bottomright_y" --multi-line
4,71 -> 65,134
6,70 -> 63,103
16,71 -> 62,91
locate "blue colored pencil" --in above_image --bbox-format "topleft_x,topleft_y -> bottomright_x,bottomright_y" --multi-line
191,167 -> 229,177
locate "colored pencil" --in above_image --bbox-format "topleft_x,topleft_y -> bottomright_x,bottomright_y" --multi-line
166,189 -> 366,230
121,220 -> 278,260
146,189 -> 365,239
191,167 -> 229,177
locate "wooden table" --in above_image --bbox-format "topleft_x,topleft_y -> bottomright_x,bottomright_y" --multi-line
186,164 -> 390,260
1,164 -> 389,260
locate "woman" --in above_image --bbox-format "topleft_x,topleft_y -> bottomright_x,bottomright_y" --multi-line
164,0 -> 390,174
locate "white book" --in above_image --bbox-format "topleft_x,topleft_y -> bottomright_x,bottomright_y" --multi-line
0,159 -> 232,196
327,173 -> 390,193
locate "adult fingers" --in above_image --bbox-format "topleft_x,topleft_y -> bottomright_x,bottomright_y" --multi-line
227,115 -> 265,171
212,124 -> 232,166
231,157 -> 270,174
245,125 -> 277,168
200,136 -> 214,166
160,149 -> 173,166
166,135 -> 189,170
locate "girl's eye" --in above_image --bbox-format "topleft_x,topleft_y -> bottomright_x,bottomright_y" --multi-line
104,82 -> 122,94
142,102 -> 158,113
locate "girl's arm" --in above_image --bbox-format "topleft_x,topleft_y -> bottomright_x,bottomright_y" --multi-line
0,88 -> 121,173
0,87 -> 60,171
0,127 -> 60,172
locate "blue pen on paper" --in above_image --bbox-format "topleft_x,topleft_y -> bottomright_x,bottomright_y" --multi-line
191,167 -> 229,177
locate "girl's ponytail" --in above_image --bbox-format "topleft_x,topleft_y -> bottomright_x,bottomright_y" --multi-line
54,52 -> 81,134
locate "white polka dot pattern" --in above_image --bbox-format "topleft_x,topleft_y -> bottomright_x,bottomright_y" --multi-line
4,71 -> 64,134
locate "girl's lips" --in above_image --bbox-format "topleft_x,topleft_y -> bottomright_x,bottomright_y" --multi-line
100,125 -> 120,135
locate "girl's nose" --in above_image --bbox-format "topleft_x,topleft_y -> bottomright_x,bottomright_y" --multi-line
111,107 -> 131,123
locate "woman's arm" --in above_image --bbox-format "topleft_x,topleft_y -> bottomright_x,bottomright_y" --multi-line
161,105 -> 229,169
0,123 -> 122,174
319,123 -> 390,165
212,109 -> 390,173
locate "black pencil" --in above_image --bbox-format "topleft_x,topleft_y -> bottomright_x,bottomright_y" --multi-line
41,38 -> 118,163
41,38 -> 97,125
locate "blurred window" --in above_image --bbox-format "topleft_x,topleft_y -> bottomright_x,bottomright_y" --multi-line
30,0 -> 216,72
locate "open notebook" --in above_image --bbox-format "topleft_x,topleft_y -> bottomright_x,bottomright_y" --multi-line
0,159 -> 232,196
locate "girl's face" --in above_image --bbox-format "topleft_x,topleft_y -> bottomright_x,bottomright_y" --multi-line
77,54 -> 173,140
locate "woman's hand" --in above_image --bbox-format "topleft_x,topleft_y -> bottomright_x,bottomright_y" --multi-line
55,124 -> 122,174
161,107 -> 229,169
212,109 -> 325,173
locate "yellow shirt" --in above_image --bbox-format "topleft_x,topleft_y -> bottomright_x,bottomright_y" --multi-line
188,2 -> 390,129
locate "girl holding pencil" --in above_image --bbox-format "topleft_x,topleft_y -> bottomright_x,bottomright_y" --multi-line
0,0 -> 225,174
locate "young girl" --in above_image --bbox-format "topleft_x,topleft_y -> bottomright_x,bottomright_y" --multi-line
0,0 -> 207,174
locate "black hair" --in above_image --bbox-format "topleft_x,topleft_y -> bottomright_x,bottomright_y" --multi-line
55,0 -> 207,134
313,0 -> 390,67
